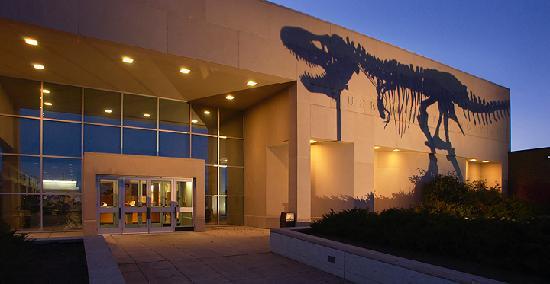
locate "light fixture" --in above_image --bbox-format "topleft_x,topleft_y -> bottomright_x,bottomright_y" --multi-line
42,89 -> 50,94
104,109 -> 113,114
374,146 -> 381,150
392,148 -> 400,152
247,80 -> 258,87
203,110 -> 210,115
179,67 -> 191,74
44,102 -> 52,106
469,159 -> 477,162
24,37 -> 38,46
225,94 -> 235,101
121,56 -> 134,64
143,113 -> 151,117
482,160 -> 490,163
33,64 -> 45,70
309,139 -> 317,144
191,119 -> 198,124
219,135 -> 227,139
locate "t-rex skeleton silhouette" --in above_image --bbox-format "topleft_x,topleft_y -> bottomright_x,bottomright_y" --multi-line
280,26 -> 509,180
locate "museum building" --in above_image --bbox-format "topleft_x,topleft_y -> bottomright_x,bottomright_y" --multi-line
0,0 -> 510,234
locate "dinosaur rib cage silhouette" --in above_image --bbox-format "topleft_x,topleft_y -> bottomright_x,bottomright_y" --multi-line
280,26 -> 509,180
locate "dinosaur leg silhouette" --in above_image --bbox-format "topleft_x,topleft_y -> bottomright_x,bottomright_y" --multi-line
443,115 -> 463,179
417,97 -> 439,180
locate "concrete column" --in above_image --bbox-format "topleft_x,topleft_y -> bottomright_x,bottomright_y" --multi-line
289,84 -> 311,223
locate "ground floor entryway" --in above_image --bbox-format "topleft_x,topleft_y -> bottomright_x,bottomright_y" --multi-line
105,227 -> 347,283
98,176 -> 194,234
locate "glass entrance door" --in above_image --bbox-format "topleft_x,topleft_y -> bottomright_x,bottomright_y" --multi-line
97,176 -> 194,234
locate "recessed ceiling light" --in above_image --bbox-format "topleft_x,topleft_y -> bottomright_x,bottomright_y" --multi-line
44,102 -> 52,106
203,110 -> 210,115
33,64 -> 45,70
309,139 -> 317,144
392,148 -> 400,152
374,146 -> 381,149
225,94 -> 235,101
24,37 -> 38,46
469,159 -> 477,162
42,89 -> 50,94
191,119 -> 198,124
482,160 -> 490,163
219,136 -> 227,139
143,113 -> 151,117
247,80 -> 258,87
179,67 -> 191,74
122,56 -> 134,64
104,109 -> 113,114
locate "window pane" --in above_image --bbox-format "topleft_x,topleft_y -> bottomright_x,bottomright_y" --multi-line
43,82 -> 82,121
220,167 -> 243,196
0,194 -> 40,230
0,76 -> 41,117
123,94 -> 156,129
44,121 -> 82,157
220,108 -> 243,138
84,88 -> 121,125
43,158 -> 82,193
159,132 -> 189,158
205,166 -> 217,195
191,135 -> 217,164
191,105 -> 217,135
84,125 -> 120,154
0,116 -> 39,155
123,128 -> 156,156
159,99 -> 189,131
205,195 -> 217,224
0,155 -> 40,193
42,195 -> 82,230
219,138 -> 243,166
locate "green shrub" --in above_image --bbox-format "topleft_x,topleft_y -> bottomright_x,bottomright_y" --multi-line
311,208 -> 550,278
411,173 -> 535,220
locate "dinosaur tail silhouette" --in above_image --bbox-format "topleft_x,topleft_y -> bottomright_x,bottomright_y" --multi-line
460,91 -> 510,126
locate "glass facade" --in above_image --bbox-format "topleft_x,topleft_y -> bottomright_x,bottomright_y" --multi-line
0,75 -> 244,231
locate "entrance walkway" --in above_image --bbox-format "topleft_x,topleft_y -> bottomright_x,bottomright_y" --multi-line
105,226 -> 347,283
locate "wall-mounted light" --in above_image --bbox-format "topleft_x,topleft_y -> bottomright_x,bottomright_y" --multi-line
33,63 -> 45,70
374,146 -> 381,150
104,109 -> 113,114
191,119 -> 198,124
247,80 -> 258,87
24,37 -> 38,46
225,94 -> 235,101
392,148 -> 400,152
44,102 -> 52,106
469,158 -> 477,162
309,139 -> 317,144
121,56 -> 134,64
482,160 -> 490,163
143,113 -> 151,117
179,67 -> 191,74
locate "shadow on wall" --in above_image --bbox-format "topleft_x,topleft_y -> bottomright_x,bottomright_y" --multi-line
311,194 -> 374,219
374,191 -> 419,212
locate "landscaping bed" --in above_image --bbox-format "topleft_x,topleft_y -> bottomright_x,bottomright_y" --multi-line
0,224 -> 89,283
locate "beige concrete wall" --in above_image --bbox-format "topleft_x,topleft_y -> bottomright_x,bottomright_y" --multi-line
82,152 -> 205,235
466,161 -> 503,188
310,142 -> 357,219
243,86 -> 290,228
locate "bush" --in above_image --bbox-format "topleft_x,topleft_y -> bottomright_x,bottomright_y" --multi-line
411,173 -> 536,220
311,208 -> 550,278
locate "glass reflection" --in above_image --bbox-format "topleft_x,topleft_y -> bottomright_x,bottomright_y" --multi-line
191,104 -> 217,135
205,196 -> 217,224
42,195 -> 82,230
0,76 -> 41,117
43,121 -> 82,157
42,82 -> 82,121
205,166 -> 217,195
159,99 -> 189,131
43,158 -> 82,192
219,167 -> 244,196
123,94 -> 156,129
219,108 -> 243,138
84,125 -> 121,154
219,138 -> 243,166
0,116 -> 40,155
84,89 -> 121,125
123,128 -> 156,156
159,132 -> 189,158
99,180 -> 118,207
0,155 -> 40,193
191,135 -> 217,165
0,194 -> 40,230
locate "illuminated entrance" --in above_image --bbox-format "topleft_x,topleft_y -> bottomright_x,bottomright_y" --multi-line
97,176 -> 194,234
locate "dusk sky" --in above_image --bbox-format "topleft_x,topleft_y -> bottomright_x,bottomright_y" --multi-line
270,0 -> 550,151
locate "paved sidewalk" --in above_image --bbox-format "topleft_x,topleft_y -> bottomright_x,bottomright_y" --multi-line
105,226 -> 347,283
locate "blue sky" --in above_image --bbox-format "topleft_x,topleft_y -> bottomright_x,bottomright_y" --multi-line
270,0 -> 550,151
